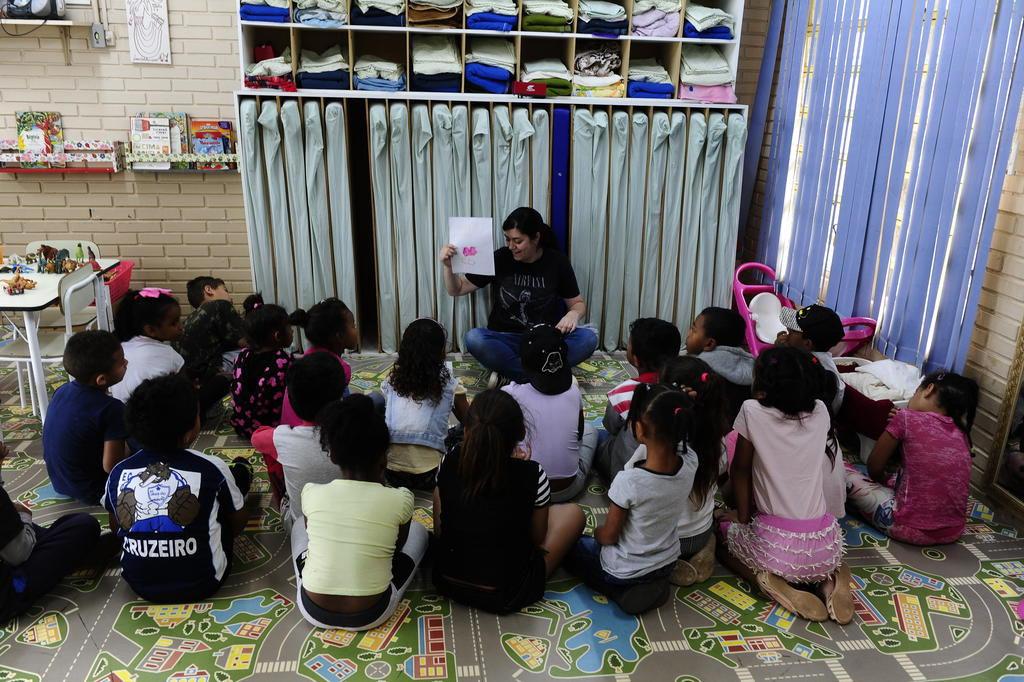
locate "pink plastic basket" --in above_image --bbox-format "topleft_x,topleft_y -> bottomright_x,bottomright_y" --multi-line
103,260 -> 134,304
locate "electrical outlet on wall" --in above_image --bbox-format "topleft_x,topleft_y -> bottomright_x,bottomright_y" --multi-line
89,22 -> 106,48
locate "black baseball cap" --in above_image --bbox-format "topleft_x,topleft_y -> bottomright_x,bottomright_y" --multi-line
779,304 -> 844,351
520,324 -> 572,395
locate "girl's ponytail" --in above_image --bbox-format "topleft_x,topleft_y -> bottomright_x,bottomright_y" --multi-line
923,371 -> 980,447
458,389 -> 526,499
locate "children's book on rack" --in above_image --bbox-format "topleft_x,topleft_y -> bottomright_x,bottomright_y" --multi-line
129,116 -> 172,170
147,111 -> 190,169
190,119 -> 235,170
16,111 -> 64,169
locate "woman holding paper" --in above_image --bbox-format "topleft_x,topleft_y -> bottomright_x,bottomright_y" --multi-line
439,207 -> 598,385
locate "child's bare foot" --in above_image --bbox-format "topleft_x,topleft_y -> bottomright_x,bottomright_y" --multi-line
672,535 -> 717,586
822,563 -> 855,624
756,572 -> 828,622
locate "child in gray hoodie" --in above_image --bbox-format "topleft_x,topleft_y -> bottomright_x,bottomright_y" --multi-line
684,307 -> 754,423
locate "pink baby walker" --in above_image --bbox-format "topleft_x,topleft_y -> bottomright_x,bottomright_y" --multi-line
732,262 -> 877,357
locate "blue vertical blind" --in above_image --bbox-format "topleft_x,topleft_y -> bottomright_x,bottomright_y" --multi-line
754,0 -> 1024,372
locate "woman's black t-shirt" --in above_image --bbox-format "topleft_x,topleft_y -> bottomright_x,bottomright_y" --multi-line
435,449 -> 551,588
465,247 -> 581,332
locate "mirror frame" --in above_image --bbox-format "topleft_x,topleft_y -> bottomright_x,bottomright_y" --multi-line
982,316 -> 1024,525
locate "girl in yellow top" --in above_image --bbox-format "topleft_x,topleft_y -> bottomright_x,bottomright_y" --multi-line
291,394 -> 429,630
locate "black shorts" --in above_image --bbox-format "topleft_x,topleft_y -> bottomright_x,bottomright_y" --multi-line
433,549 -> 547,615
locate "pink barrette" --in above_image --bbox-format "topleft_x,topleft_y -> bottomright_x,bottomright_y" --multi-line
138,287 -> 172,299
700,372 -> 709,382
673,407 -> 683,415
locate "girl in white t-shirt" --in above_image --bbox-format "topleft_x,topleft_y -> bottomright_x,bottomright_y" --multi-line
659,356 -> 730,586
111,288 -> 186,404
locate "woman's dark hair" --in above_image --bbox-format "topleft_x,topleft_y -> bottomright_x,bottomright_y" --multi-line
502,206 -> 559,250
113,289 -> 180,342
318,394 -> 390,475
660,356 -> 729,508
388,319 -> 449,403
242,293 -> 291,349
287,352 -> 347,422
458,389 -> 527,499
920,371 -> 979,446
289,298 -> 353,351
124,373 -> 199,451
627,383 -> 698,462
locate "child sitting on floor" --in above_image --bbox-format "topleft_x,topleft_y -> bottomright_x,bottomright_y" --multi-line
110,288 -> 185,404
503,324 -> 598,503
433,390 -> 585,614
717,346 -> 852,624
43,330 -> 129,506
1,442 -> 101,623
595,317 -> 681,482
252,353 -> 347,518
230,294 -> 295,440
659,356 -> 730,586
565,385 -> 697,614
291,394 -> 428,631
845,371 -> 978,545
176,276 -> 246,388
280,298 -> 359,427
104,374 -> 251,603
684,306 -> 754,423
381,319 -> 468,490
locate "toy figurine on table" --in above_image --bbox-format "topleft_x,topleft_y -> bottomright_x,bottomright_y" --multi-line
75,242 -> 85,263
36,244 -> 58,274
2,273 -> 37,295
87,245 -> 100,271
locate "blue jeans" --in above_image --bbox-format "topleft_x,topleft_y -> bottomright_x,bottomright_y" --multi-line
463,326 -> 599,383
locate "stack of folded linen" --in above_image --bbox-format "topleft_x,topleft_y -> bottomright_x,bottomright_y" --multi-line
522,0 -> 573,32
683,3 -> 734,39
465,37 -> 515,93
573,43 -> 623,97
466,0 -> 517,30
294,0 -> 347,26
244,46 -> 296,90
352,0 -> 405,25
297,46 -> 350,89
577,0 -> 626,34
240,0 -> 289,22
354,55 -> 407,91
411,36 -> 463,92
631,0 -> 680,37
520,57 -> 572,96
626,57 -> 673,98
408,0 -> 462,28
679,44 -> 736,102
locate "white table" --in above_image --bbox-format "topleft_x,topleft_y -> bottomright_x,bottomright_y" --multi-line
0,258 -> 120,423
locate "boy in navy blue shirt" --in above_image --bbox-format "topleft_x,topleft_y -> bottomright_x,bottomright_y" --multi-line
104,374 -> 251,603
42,330 -> 129,505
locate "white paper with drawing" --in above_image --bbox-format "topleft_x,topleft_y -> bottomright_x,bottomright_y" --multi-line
449,217 -> 495,276
127,0 -> 172,65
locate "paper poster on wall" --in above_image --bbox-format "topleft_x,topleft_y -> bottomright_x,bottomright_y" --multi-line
449,217 -> 495,276
126,0 -> 171,64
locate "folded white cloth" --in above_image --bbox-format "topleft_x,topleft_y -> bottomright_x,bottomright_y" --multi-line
294,0 -> 343,10
242,0 -> 288,8
355,0 -> 405,13
412,35 -> 462,75
246,47 -> 292,77
685,3 -> 734,31
466,37 -> 516,70
466,0 -> 517,15
632,0 -> 680,13
414,0 -> 462,7
854,359 -> 922,398
577,0 -> 625,20
574,74 -> 622,87
628,57 -> 670,83
523,0 -> 572,18
521,57 -> 572,80
680,44 -> 731,85
354,55 -> 405,80
299,46 -> 348,73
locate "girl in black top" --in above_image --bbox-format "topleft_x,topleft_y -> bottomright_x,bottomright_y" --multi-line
432,389 -> 585,613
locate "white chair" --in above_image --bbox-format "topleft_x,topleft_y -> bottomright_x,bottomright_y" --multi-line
27,240 -> 102,330
0,267 -> 99,416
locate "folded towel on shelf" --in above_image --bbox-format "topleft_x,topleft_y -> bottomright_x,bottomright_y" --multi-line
632,0 -> 679,13
411,72 -> 462,92
297,71 -> 351,89
246,47 -> 293,77
294,7 -> 347,25
523,0 -> 572,19
577,0 -> 625,20
239,3 -> 290,21
628,57 -> 671,83
574,44 -> 621,77
573,77 -> 624,98
680,44 -> 731,86
683,20 -> 732,39
241,0 -> 287,8
521,57 -> 572,81
355,0 -> 405,12
627,80 -> 674,98
465,12 -> 517,29
244,74 -> 297,90
354,55 -> 405,80
685,2 -> 734,32
465,62 -> 512,93
351,7 -> 406,24
523,14 -> 571,31
577,18 -> 627,34
631,8 -> 678,36
408,2 -> 460,26
519,76 -> 571,96
678,82 -> 737,103
356,74 -> 407,91
300,45 -> 349,73
466,0 -> 517,15
466,37 -> 516,70
412,35 -> 462,75
294,0 -> 342,9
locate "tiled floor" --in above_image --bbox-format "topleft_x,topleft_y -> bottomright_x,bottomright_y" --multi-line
2,354 -> 1023,681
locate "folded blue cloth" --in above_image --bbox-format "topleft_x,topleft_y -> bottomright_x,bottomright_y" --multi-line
627,80 -> 674,98
240,3 -> 290,21
682,20 -> 732,39
356,74 -> 407,91
577,18 -> 627,34
295,7 -> 346,26
465,62 -> 511,93
297,71 -> 351,89
411,73 -> 461,92
351,7 -> 405,25
466,12 -> 517,30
